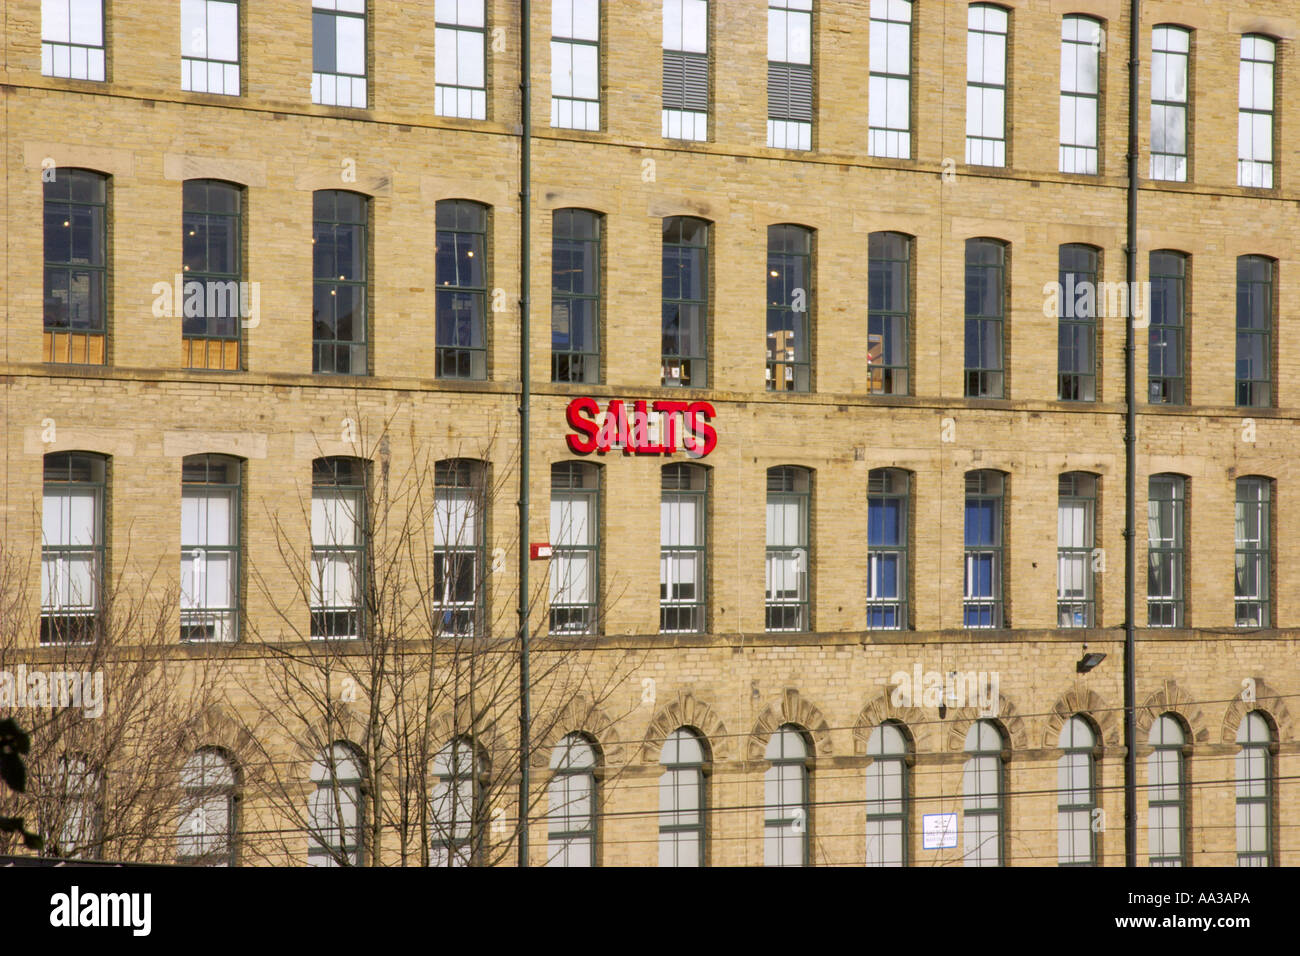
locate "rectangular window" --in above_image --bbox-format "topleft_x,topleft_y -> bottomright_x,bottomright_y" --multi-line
663,0 -> 708,141
182,0 -> 240,96
182,180 -> 243,371
1058,244 -> 1098,401
550,462 -> 600,635
868,0 -> 912,159
765,467 -> 810,632
661,217 -> 708,387
867,232 -> 910,394
43,169 -> 107,365
313,0 -> 367,108
433,461 -> 483,637
766,225 -> 811,392
551,209 -> 601,384
1234,478 -> 1270,628
41,453 -> 105,645
436,0 -> 487,120
1148,251 -> 1186,404
313,191 -> 368,375
1238,36 -> 1275,188
660,464 -> 707,633
964,472 -> 1003,628
964,239 -> 1005,398
1147,475 -> 1185,627
1057,473 -> 1096,628
965,5 -> 1008,167
867,469 -> 908,629
1151,26 -> 1189,182
181,456 -> 240,643
1236,256 -> 1273,407
311,458 -> 364,640
435,200 -> 488,380
768,0 -> 813,150
1059,17 -> 1101,174
551,0 -> 599,130
42,0 -> 105,81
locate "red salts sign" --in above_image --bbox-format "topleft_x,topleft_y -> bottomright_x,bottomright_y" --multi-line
565,398 -> 717,457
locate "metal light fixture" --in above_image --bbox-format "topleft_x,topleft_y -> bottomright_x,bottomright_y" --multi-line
1077,652 -> 1106,673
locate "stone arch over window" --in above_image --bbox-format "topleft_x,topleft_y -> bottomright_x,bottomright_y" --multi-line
429,711 -> 506,770
640,692 -> 728,762
1219,680 -> 1292,744
531,695 -> 623,768
853,692 -> 928,756
1042,685 -> 1121,748
748,688 -> 831,760
946,694 -> 1028,752
1136,679 -> 1208,744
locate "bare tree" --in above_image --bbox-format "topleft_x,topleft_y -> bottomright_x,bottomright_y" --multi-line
235,410 -> 641,866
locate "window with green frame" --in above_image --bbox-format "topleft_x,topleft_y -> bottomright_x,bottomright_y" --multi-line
549,461 -> 600,635
1235,712 -> 1272,866
312,190 -> 368,375
660,462 -> 707,633
766,224 -> 812,392
964,238 -> 1005,398
765,465 -> 810,632
435,200 -> 488,380
311,457 -> 365,640
1057,716 -> 1097,866
963,719 -> 1004,866
1058,244 -> 1098,401
1057,472 -> 1097,628
1147,473 -> 1186,627
865,720 -> 908,866
763,724 -> 809,866
308,741 -> 364,866
1236,255 -> 1273,408
44,168 -> 107,365
182,180 -> 244,371
181,454 -> 241,643
547,733 -> 598,867
551,208 -> 601,384
431,737 -> 484,867
41,451 -> 106,645
867,468 -> 908,629
867,231 -> 910,395
1147,714 -> 1186,866
661,217 -> 709,387
659,728 -> 706,867
1234,476 -> 1271,627
433,459 -> 485,637
1148,250 -> 1187,404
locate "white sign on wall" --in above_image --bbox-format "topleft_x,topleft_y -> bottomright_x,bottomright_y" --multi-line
922,812 -> 958,850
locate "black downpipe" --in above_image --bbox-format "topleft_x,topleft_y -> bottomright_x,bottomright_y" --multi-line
1124,0 -> 1140,868
518,0 -> 533,868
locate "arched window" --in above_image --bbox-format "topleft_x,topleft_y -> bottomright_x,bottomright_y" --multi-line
964,238 -> 1006,397
1238,36 -> 1275,188
432,738 -> 484,867
1148,250 -> 1187,404
551,209 -> 602,384
1057,717 -> 1096,866
1236,712 -> 1272,866
312,190 -> 368,374
181,454 -> 241,643
1058,472 -> 1097,627
965,5 -> 1009,167
1236,256 -> 1274,408
178,748 -> 237,866
1147,715 -> 1186,866
1059,16 -> 1102,174
764,724 -> 809,866
865,721 -> 909,866
311,457 -> 365,640
547,733 -> 597,867
1058,244 -> 1099,401
433,459 -> 485,636
1150,26 -> 1190,181
308,742 -> 364,866
963,720 -> 1004,866
434,200 -> 489,379
661,216 -> 710,386
765,466 -> 811,632
659,728 -> 706,867
550,461 -> 600,634
867,231 -> 911,395
182,179 -> 244,370
41,451 -> 106,645
766,224 -> 813,392
43,168 -> 107,364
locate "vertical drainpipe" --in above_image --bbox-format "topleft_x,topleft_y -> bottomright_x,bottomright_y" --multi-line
1124,0 -> 1140,868
518,0 -> 533,868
